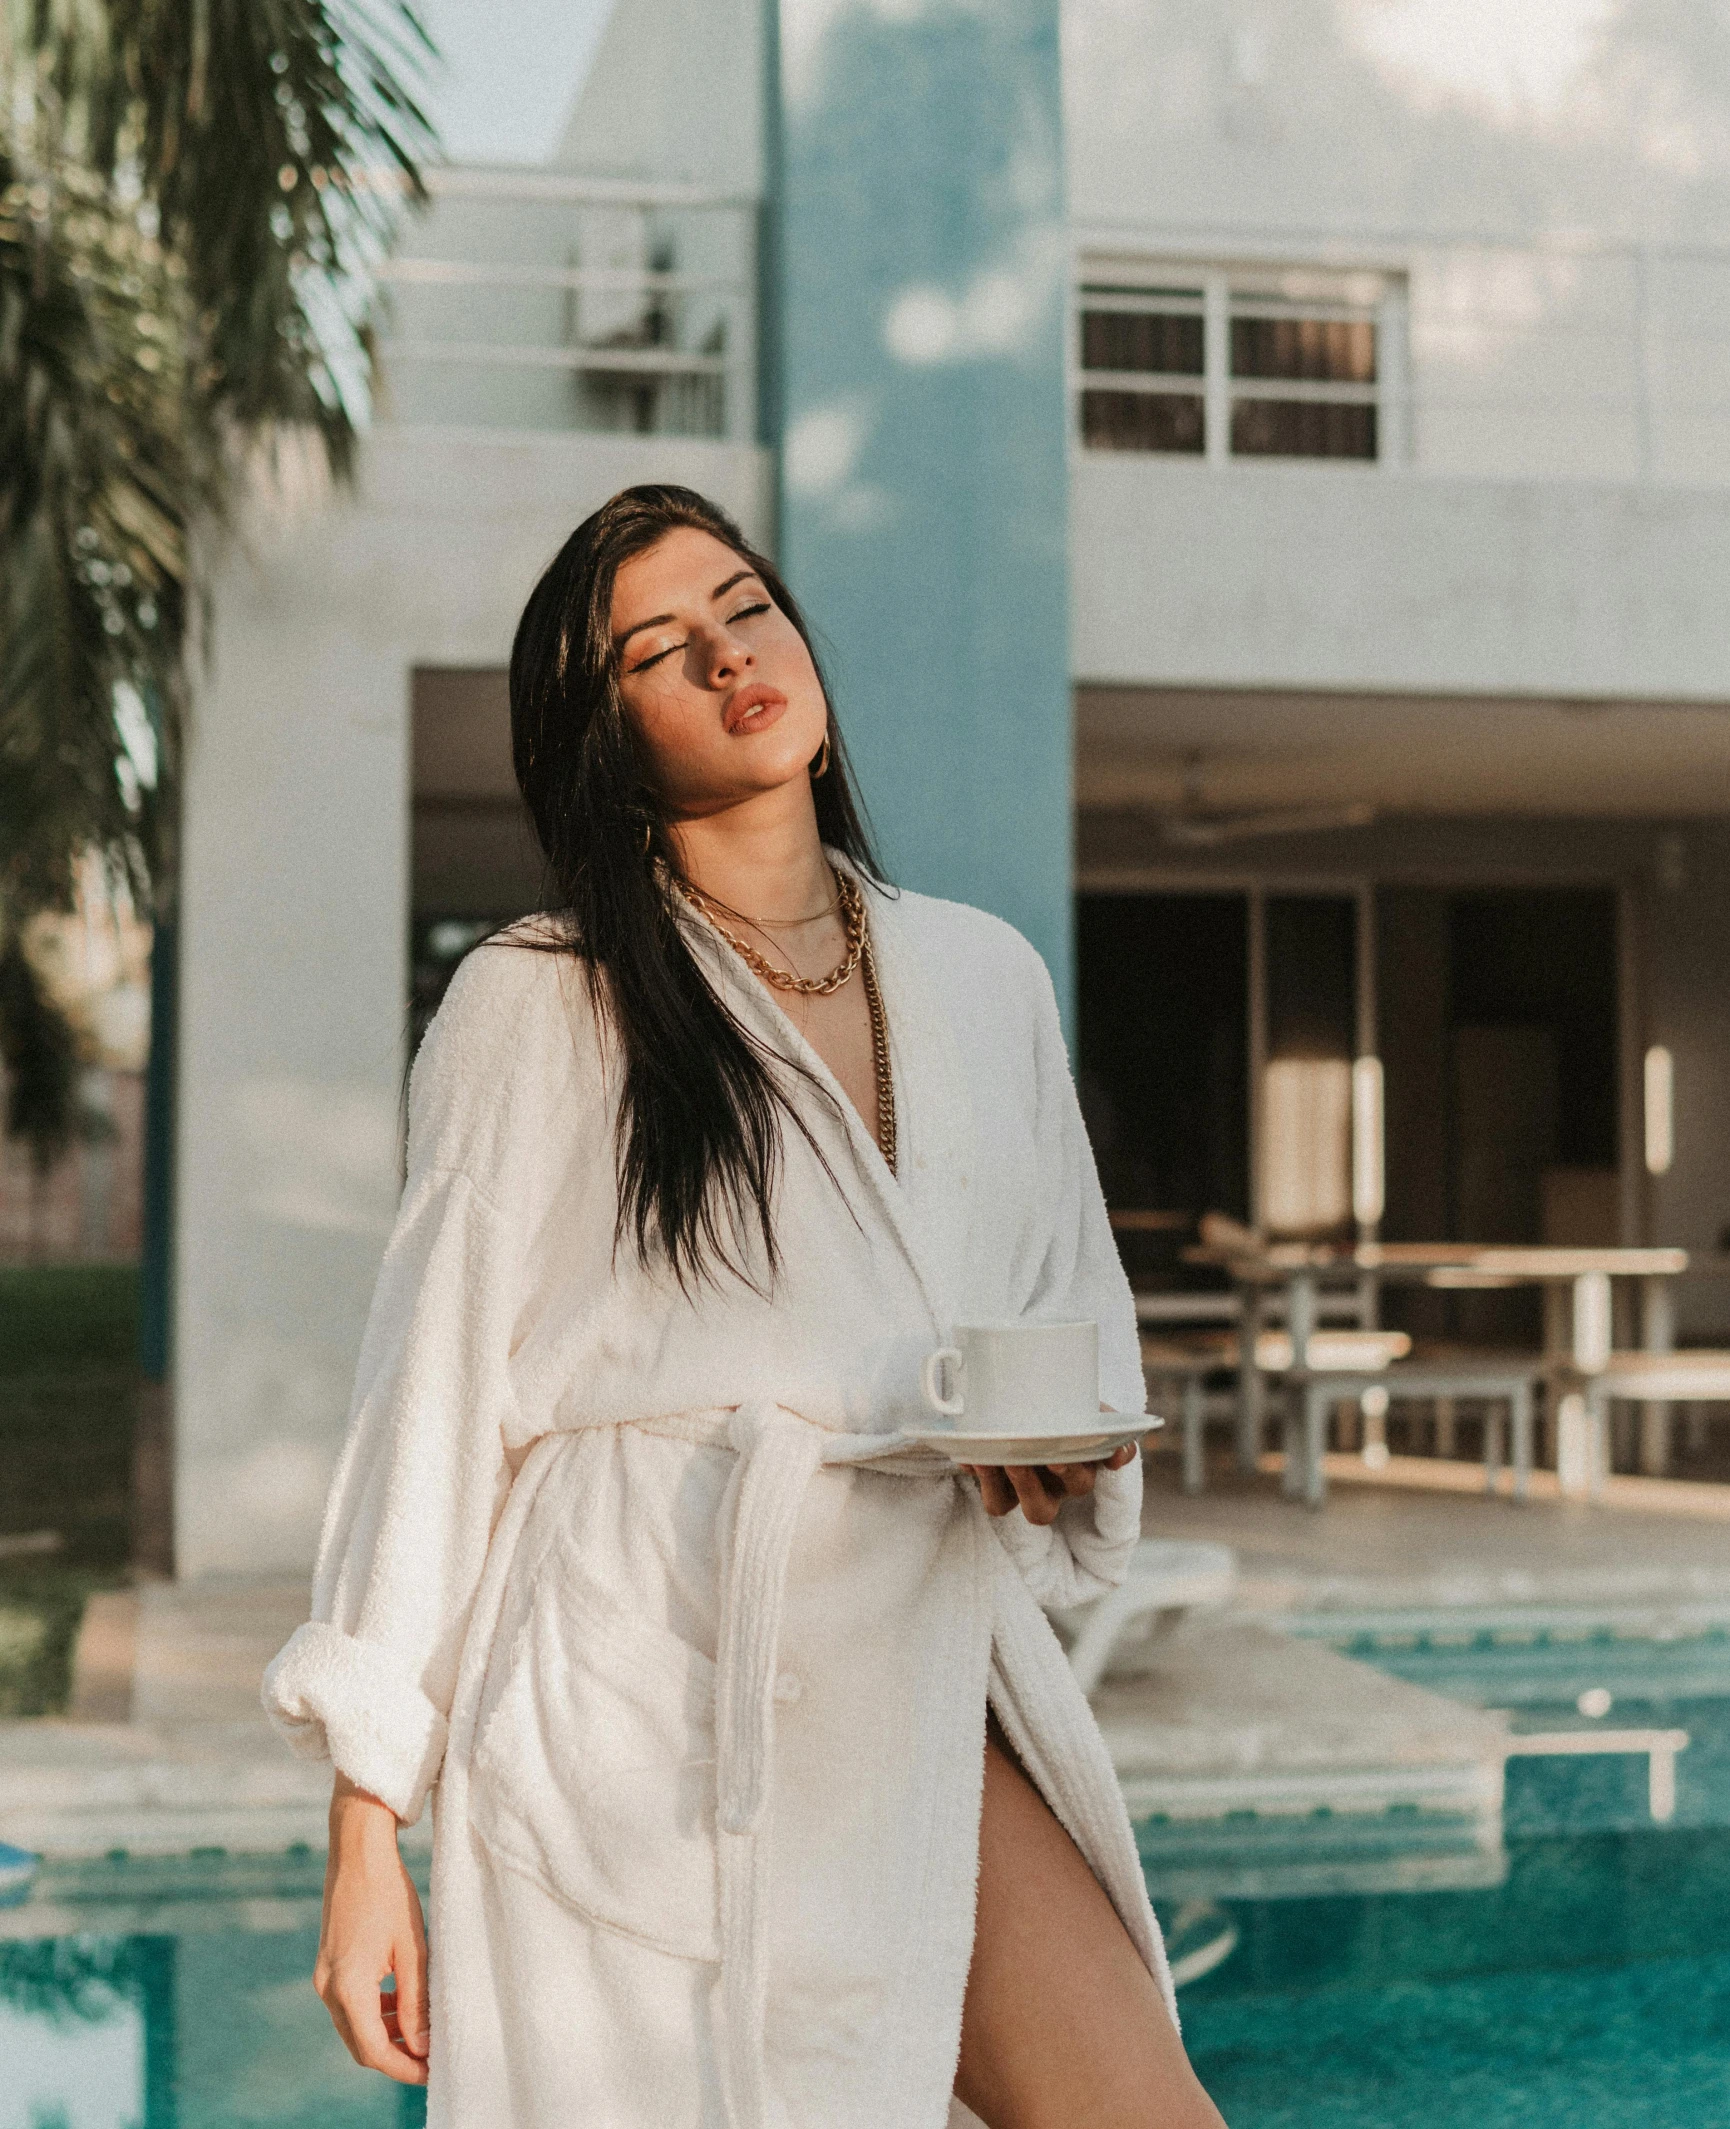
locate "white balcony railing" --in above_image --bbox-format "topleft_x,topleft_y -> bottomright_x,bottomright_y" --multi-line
375,169 -> 757,442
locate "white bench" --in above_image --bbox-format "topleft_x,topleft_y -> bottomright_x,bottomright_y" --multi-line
1143,1330 -> 1409,1495
1284,1359 -> 1543,1509
1140,1338 -> 1232,1495
1570,1351 -> 1730,1499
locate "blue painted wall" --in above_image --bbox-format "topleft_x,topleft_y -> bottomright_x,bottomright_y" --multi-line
767,0 -> 1075,1012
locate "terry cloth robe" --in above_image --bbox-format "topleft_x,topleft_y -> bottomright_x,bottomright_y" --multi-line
264,869 -> 1174,2129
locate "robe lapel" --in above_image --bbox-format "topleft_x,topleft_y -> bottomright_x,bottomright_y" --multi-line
669,874 -> 974,1332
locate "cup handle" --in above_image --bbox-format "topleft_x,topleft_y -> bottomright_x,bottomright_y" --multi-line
922,1347 -> 965,1418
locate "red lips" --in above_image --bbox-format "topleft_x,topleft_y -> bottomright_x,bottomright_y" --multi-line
723,683 -> 788,734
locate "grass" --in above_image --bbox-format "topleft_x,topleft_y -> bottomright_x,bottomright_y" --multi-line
0,1265 -> 139,1715
0,1569 -> 116,1718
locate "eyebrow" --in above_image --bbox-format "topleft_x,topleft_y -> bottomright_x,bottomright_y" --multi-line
615,568 -> 760,651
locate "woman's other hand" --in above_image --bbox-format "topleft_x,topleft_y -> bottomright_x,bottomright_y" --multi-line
315,1774 -> 430,2085
965,1443 -> 1136,1525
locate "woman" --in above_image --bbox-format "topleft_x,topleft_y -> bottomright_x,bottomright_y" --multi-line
264,485 -> 1224,2129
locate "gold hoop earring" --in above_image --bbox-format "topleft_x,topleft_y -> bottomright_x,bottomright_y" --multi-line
641,819 -> 653,856
812,732 -> 831,779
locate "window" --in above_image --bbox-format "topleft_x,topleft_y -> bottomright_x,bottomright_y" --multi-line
1077,267 -> 1400,464
1078,288 -> 1205,455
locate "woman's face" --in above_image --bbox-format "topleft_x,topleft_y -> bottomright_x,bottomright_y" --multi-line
610,526 -> 828,820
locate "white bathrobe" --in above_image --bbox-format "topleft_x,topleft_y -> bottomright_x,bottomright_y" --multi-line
264,870 -> 1172,2129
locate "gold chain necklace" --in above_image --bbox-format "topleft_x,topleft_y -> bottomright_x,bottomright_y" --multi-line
678,868 -> 865,996
678,867 -> 897,1175
861,927 -> 897,1177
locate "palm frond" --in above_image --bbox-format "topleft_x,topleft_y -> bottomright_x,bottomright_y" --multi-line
8,0 -> 439,460
0,935 -> 80,1174
0,154 -> 196,913
0,4 -> 439,1168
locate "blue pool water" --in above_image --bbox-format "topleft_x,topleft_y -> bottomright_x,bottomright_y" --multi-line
1167,1622 -> 1730,2127
7,1627 -> 1730,2127
1176,1827 -> 1730,2128
12,1837 -> 1729,2127
1352,1617 -> 1730,1838
0,1942 -> 423,2128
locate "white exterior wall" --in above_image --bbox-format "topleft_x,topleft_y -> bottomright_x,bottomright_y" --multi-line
1074,457 -> 1730,706
172,0 -> 775,1581
1064,0 -> 1730,696
176,428 -> 769,1577
552,0 -> 762,192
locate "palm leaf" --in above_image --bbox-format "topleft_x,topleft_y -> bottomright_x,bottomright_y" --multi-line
10,0 -> 439,459
0,151 -> 194,915
0,4 -> 439,1166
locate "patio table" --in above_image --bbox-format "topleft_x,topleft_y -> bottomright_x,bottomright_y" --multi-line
1184,1240 -> 1690,1476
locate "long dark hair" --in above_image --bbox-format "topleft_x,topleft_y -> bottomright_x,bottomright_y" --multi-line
508,483 -> 887,1290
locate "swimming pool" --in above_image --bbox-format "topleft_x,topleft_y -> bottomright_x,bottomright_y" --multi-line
9,1831 -> 1727,2129
1167,1621 -> 1730,2127
1174,1825 -> 1730,2128
0,1925 -> 424,2128
1333,1614 -> 1730,1837
6,1627 -> 1729,2128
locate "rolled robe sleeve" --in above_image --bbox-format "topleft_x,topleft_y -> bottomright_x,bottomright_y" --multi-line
260,1165 -> 521,1822
261,945 -> 560,1823
984,1455 -> 1142,1608
263,1621 -> 449,1824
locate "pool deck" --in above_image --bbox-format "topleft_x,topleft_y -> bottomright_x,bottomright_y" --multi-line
1098,1456 -> 1730,1894
0,1575 -> 376,1861
3,1455 -> 1729,1865
1142,1451 -> 1730,1627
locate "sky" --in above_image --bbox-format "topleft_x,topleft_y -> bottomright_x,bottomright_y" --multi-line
414,0 -> 618,163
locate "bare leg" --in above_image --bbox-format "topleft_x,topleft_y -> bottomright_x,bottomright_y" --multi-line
954,1722 -> 1225,2129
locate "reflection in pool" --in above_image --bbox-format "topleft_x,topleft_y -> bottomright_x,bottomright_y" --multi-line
0,1854 -> 428,2129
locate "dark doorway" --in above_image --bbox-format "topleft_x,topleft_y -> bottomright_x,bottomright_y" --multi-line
1076,894 -> 1250,1279
1379,885 -> 1619,1340
411,667 -> 543,1050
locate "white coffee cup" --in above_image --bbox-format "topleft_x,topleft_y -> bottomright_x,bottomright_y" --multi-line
920,1320 -> 1100,1435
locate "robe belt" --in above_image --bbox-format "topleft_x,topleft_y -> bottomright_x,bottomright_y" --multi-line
633,1402 -> 950,2129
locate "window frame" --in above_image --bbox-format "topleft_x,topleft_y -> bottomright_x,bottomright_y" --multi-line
1074,261 -> 1408,470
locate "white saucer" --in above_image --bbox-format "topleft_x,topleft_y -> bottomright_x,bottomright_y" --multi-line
901,1419 -> 1160,1467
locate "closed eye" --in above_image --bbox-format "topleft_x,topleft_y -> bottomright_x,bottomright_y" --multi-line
626,602 -> 770,673
628,641 -> 682,673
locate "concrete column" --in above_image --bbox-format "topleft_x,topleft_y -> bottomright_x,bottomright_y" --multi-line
770,0 -> 1075,1005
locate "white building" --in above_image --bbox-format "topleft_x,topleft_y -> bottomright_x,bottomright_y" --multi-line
175,0 -> 1730,1575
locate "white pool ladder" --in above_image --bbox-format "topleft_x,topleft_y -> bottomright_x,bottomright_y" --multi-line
1501,1727 -> 1690,1823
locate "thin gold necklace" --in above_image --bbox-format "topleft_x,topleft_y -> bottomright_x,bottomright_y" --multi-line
678,868 -> 865,997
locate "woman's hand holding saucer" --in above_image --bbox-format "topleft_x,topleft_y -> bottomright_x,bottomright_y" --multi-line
965,1444 -> 1136,1525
